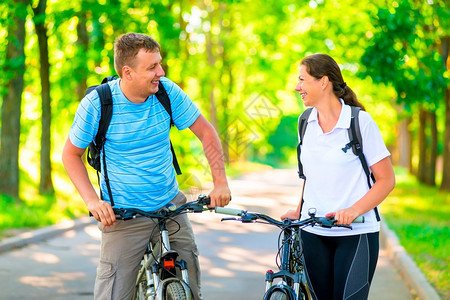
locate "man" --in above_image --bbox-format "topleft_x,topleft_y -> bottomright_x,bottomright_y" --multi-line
62,32 -> 231,300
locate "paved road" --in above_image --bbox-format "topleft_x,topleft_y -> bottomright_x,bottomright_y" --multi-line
0,169 -> 413,299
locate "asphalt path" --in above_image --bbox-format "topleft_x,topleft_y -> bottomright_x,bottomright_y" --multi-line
0,169 -> 413,299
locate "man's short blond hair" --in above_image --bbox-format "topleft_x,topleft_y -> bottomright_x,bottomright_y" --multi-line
114,33 -> 160,77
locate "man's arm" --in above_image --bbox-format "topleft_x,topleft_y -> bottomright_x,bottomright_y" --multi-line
189,114 -> 231,207
62,138 -> 116,227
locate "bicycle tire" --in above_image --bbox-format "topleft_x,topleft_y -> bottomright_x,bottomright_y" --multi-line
165,281 -> 187,300
268,290 -> 289,300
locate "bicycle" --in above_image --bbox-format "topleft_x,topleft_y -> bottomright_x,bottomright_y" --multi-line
214,206 -> 364,300
112,194 -> 211,300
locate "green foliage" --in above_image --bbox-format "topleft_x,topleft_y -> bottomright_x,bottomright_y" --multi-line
254,114 -> 299,167
0,0 -> 444,188
382,167 -> 450,298
360,0 -> 447,109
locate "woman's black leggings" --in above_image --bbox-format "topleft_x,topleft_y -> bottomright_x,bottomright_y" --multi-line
300,230 -> 379,300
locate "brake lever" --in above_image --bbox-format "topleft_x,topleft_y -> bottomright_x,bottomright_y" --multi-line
240,214 -> 257,223
335,224 -> 353,229
113,208 -> 137,220
221,217 -> 239,222
313,217 -> 336,228
189,202 -> 209,213
316,216 -> 353,229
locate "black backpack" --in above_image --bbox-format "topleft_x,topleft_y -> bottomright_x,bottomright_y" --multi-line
296,106 -> 380,221
85,76 -> 182,206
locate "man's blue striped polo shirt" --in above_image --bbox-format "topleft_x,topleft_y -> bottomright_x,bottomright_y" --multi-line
69,77 -> 200,210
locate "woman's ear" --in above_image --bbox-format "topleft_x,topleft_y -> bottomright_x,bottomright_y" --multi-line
321,76 -> 329,89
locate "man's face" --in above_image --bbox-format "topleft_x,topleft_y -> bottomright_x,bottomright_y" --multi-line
129,49 -> 165,97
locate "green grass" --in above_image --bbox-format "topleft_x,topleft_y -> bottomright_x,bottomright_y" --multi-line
381,167 -> 449,299
0,163 -> 88,234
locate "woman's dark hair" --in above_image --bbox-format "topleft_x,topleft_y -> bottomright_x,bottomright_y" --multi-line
300,54 -> 365,111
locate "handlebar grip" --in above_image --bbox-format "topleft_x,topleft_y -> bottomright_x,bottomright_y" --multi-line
353,216 -> 365,223
215,207 -> 243,216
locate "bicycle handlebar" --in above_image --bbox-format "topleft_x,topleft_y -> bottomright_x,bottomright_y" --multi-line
214,207 -> 242,216
215,207 -> 364,229
113,194 -> 211,220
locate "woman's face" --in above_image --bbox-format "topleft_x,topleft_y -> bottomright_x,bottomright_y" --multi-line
295,64 -> 322,107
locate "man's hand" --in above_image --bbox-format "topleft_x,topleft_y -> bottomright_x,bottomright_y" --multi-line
88,199 -> 116,228
209,184 -> 231,207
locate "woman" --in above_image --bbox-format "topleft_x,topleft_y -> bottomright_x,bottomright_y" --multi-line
281,54 -> 395,300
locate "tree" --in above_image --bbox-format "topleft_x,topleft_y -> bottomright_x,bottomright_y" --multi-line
32,0 -> 54,194
74,3 -> 89,100
0,0 -> 28,198
360,0 -> 447,186
440,36 -> 450,191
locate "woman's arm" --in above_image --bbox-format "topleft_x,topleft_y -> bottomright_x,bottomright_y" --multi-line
331,156 -> 395,225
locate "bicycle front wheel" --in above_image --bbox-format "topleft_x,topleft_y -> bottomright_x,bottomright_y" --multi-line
268,290 -> 289,300
165,281 -> 187,300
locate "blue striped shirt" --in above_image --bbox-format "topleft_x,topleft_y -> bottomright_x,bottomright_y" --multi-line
69,77 -> 200,210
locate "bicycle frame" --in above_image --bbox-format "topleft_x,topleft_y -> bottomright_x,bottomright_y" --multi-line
114,194 -> 211,300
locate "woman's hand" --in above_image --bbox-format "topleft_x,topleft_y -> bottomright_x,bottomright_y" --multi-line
281,209 -> 300,220
326,207 -> 360,226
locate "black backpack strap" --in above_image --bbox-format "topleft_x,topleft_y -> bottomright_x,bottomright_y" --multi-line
101,75 -> 118,84
348,106 -> 373,188
155,82 -> 182,175
296,108 -> 313,219
297,108 -> 313,180
348,106 -> 380,221
95,83 -> 114,206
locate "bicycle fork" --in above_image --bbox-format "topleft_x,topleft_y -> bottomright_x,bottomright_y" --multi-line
140,223 -> 191,299
263,230 -> 303,299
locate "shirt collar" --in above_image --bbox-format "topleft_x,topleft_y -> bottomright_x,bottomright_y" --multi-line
336,99 -> 352,129
308,99 -> 352,129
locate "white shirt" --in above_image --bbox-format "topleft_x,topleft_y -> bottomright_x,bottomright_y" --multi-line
300,100 -> 390,236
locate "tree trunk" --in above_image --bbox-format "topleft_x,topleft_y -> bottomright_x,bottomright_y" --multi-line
33,0 -> 54,194
407,116 -> 414,174
219,2 -> 230,163
442,87 -> 450,190
205,4 -> 218,132
440,36 -> 450,191
394,105 -> 411,170
0,0 -> 28,198
221,63 -> 232,164
426,111 -> 437,186
417,108 -> 437,186
75,9 -> 89,100
417,107 -> 427,183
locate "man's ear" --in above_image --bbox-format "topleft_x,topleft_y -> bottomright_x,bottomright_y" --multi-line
122,66 -> 132,80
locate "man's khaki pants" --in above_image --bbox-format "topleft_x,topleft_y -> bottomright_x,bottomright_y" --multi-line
94,192 -> 202,300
